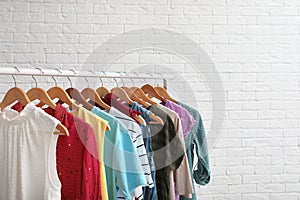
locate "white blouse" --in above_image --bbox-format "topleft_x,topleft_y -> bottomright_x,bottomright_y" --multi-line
0,102 -> 61,200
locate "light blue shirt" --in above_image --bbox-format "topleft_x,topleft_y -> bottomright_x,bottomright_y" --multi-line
91,106 -> 147,200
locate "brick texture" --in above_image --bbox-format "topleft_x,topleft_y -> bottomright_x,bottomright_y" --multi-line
0,0 -> 300,199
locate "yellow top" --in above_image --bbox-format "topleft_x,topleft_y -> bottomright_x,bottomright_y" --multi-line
70,107 -> 109,200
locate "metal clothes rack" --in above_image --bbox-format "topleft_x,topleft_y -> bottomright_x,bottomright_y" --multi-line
0,67 -> 168,89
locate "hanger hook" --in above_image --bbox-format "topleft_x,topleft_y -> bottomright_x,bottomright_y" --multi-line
133,72 -> 141,86
100,71 -> 107,87
88,70 -> 95,75
67,76 -> 72,88
69,69 -> 78,75
99,71 -> 104,87
32,75 -> 37,88
87,70 -> 96,88
84,77 -> 90,88
13,66 -> 20,73
12,75 -> 17,87
118,72 -> 124,86
53,68 -> 63,87
125,72 -> 134,86
12,67 -> 20,87
113,77 -> 118,87
35,67 -> 44,74
55,68 -> 62,74
52,76 -> 57,86
67,69 -> 77,88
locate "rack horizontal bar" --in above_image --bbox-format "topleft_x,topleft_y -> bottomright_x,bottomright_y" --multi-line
0,67 -> 170,89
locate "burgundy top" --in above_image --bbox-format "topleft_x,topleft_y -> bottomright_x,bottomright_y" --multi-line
12,103 -> 102,200
102,93 -> 142,124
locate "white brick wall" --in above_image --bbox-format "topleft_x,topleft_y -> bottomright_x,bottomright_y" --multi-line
0,0 -> 300,199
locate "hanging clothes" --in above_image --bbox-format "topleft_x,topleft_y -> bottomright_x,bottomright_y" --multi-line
69,106 -> 110,200
163,100 -> 196,138
90,106 -> 147,200
148,105 -> 184,200
12,102 -> 102,199
131,102 -> 158,200
0,103 -> 61,200
177,102 -> 211,200
156,104 -> 193,199
109,106 -> 154,200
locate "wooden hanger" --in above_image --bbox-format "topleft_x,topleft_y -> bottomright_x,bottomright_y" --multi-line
0,84 -> 68,136
81,87 -> 111,111
122,87 -> 163,125
141,84 -> 166,103
96,72 -> 111,98
66,87 -> 111,131
120,86 -> 134,97
111,87 -> 134,106
47,86 -> 80,110
36,86 -> 80,111
121,86 -> 151,108
96,86 -> 110,98
154,86 -> 178,103
0,87 -> 31,110
111,87 -> 146,126
27,88 -> 57,110
131,86 -> 158,105
66,88 -> 93,110
26,87 -> 69,136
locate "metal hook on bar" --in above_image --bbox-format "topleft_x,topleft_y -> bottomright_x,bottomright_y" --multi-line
13,66 -> 20,73
84,77 -> 90,88
125,72 -> 134,86
69,69 -> 78,75
99,71 -> 105,87
67,69 -> 78,88
55,68 -> 62,74
88,70 -> 95,75
52,68 -> 62,87
12,75 -> 17,87
32,75 -> 38,88
12,67 -> 20,87
67,76 -> 72,88
133,72 -> 142,86
142,72 -> 149,84
118,72 -> 124,86
52,76 -> 57,86
113,77 -> 118,87
35,67 -> 44,74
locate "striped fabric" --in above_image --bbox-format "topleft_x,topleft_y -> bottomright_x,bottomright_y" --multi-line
109,107 -> 154,200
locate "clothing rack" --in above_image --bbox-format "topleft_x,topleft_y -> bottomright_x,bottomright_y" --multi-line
0,67 -> 169,89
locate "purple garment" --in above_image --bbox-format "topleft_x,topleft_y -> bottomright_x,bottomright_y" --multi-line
162,100 -> 196,200
164,100 -> 196,138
